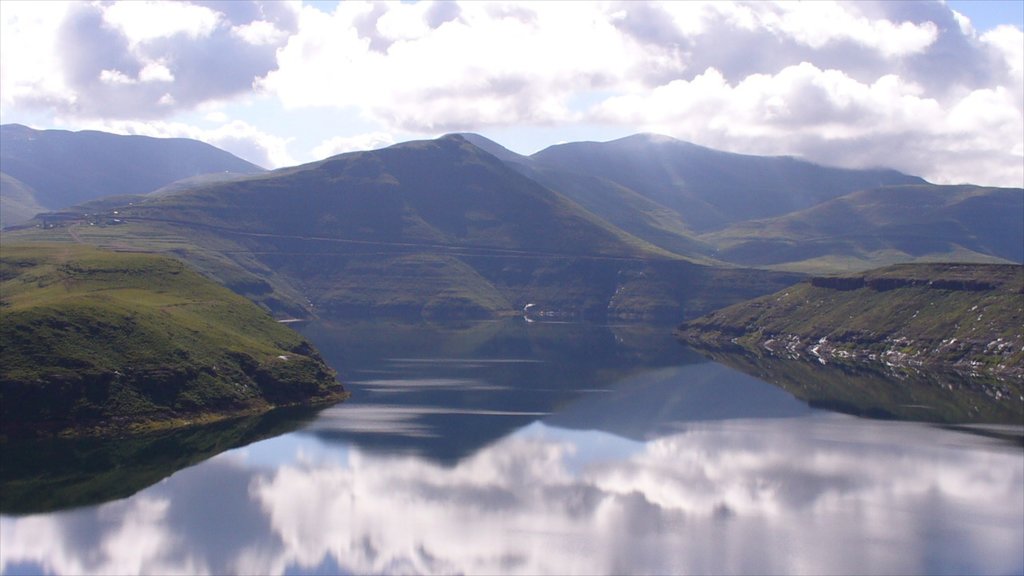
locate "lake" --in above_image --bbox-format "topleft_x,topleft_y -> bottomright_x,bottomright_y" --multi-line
1,319 -> 1022,575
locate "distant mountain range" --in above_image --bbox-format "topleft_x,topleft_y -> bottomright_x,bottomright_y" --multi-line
4,125 -> 1021,322
0,124 -> 264,226
459,132 -> 1019,270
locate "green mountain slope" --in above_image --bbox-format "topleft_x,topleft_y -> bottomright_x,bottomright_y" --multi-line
703,184 -> 1024,271
677,263 -> 1024,381
0,124 -> 265,220
0,243 -> 346,437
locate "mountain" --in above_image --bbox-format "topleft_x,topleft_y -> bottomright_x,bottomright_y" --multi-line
677,263 -> 1024,381
125,134 -> 662,258
701,184 -> 1024,270
529,133 -> 926,233
457,133 -> 1019,272
0,243 -> 347,437
10,129 -> 1017,323
8,135 -> 801,322
0,124 -> 265,224
0,172 -> 46,229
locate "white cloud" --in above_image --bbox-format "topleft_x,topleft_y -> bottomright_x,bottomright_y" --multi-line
259,1 -> 644,130
102,1 -> 222,46
100,69 -> 135,85
756,2 -> 939,56
311,132 -> 396,160
231,20 -> 288,46
139,62 -> 174,83
0,1 -> 75,109
951,9 -> 975,36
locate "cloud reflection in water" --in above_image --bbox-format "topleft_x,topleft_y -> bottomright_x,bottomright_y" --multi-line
2,415 -> 1021,576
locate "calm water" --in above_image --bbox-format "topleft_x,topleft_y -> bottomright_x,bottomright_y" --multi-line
2,320 -> 1022,575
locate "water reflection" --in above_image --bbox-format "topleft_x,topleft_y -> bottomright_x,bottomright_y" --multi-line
2,417 -> 1021,576
0,405 -> 327,515
693,347 -> 1024,425
299,320 -> 720,462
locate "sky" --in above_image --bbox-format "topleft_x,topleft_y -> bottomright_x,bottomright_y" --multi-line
1,0 -> 1022,187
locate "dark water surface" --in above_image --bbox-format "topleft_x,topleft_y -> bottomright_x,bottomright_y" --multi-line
2,320 -> 1022,575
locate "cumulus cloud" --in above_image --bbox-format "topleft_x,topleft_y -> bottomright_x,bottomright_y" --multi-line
1,1 -> 298,119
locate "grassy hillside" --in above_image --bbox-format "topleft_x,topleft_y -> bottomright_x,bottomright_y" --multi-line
531,133 -> 924,233
678,263 -> 1024,382
703,184 -> 1024,271
0,242 -> 346,437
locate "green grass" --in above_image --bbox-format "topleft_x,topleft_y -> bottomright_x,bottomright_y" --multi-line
679,263 -> 1024,381
1,242 -> 346,438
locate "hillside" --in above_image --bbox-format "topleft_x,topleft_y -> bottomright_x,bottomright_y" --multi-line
677,263 -> 1024,381
0,243 -> 347,437
460,133 -> 1012,271
0,172 -> 46,229
0,124 -> 265,224
530,133 -> 925,233
702,184 -> 1024,271
8,135 -> 801,322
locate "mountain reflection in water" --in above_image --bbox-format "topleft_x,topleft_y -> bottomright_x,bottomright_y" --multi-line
1,320 -> 1021,576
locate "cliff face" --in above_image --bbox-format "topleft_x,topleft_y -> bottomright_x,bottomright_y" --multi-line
677,264 -> 1024,381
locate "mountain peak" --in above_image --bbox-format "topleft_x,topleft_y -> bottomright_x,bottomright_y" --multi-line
445,133 -> 528,164
621,133 -> 683,145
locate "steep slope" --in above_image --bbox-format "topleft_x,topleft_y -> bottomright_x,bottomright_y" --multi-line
703,184 -> 1024,271
0,124 -> 265,215
677,263 -> 1024,381
0,243 -> 346,437
127,134 -> 661,257
454,133 -> 718,261
531,134 -> 926,233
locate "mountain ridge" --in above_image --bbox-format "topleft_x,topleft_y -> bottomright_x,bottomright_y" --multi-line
0,124 -> 265,226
